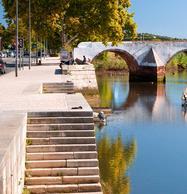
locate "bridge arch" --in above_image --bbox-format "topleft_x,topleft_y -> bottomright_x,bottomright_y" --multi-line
74,41 -> 187,82
91,49 -> 139,73
166,49 -> 187,66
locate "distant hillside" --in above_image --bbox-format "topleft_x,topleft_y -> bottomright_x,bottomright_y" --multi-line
124,33 -> 187,41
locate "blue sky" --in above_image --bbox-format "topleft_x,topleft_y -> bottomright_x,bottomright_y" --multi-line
0,0 -> 187,38
130,0 -> 187,38
0,1 -> 5,26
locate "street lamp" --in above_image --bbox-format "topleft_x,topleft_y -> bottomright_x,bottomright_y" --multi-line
28,0 -> 31,69
15,0 -> 18,77
0,37 -> 2,51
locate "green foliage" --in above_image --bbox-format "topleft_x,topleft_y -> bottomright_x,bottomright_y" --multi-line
132,33 -> 186,41
167,52 -> 187,70
26,139 -> 32,146
2,0 -> 137,50
93,52 -> 128,71
22,188 -> 30,194
97,135 -> 136,194
0,23 -> 15,49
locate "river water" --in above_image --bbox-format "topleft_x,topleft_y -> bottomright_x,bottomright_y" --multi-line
95,72 -> 187,194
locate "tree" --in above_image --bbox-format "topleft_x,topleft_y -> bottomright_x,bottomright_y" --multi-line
2,0 -> 137,50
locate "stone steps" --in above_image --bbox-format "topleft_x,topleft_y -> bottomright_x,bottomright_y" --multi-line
43,87 -> 74,94
43,85 -> 74,89
25,183 -> 102,193
27,117 -> 93,124
27,123 -> 94,131
26,167 -> 99,177
43,85 -> 74,90
26,144 -> 97,153
27,130 -> 95,138
27,151 -> 98,161
44,90 -> 75,94
43,82 -> 74,87
26,159 -> 98,168
24,111 -> 102,193
43,82 -> 75,94
25,175 -> 100,185
28,111 -> 93,118
27,137 -> 96,145
43,87 -> 74,91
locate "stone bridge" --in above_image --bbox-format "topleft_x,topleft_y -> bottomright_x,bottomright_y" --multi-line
74,41 -> 187,82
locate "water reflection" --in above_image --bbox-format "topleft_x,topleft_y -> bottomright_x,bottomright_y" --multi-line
97,75 -> 185,122
123,83 -> 178,122
96,73 -> 187,194
97,75 -> 129,108
97,135 -> 136,194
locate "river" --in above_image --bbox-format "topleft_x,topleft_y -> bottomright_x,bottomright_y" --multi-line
95,72 -> 187,194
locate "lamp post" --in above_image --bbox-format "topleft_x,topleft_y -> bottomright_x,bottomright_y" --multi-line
28,0 -> 31,69
15,0 -> 18,77
0,37 -> 2,51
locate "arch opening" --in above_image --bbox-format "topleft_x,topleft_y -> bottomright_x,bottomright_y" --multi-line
91,49 -> 139,73
166,49 -> 187,72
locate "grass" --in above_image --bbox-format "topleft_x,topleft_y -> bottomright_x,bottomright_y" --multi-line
26,139 -> 32,146
22,188 -> 31,194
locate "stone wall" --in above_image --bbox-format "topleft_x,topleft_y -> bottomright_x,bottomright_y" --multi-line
0,112 -> 27,194
68,64 -> 98,89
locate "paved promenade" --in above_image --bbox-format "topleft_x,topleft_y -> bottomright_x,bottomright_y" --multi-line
0,64 -> 94,112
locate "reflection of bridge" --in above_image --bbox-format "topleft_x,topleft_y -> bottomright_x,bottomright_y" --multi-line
74,41 -> 187,82
114,83 -> 178,121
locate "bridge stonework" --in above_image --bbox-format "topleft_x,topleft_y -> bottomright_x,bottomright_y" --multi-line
74,41 -> 187,82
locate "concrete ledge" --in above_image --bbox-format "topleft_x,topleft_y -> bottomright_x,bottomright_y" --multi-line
0,112 -> 27,194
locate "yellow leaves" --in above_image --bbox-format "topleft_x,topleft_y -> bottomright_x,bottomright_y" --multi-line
97,135 -> 137,194
67,17 -> 80,26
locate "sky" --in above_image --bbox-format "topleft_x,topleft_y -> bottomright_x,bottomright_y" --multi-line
0,1 -> 5,26
130,0 -> 187,38
0,0 -> 187,38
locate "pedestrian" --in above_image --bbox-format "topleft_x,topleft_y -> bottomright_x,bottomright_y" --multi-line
82,56 -> 86,64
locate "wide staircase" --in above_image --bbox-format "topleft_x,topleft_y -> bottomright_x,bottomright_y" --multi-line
42,82 -> 74,94
24,111 -> 102,193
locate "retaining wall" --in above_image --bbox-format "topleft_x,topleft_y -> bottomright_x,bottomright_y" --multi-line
0,112 -> 27,194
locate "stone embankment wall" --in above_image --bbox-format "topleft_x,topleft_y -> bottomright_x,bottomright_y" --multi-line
0,112 -> 27,194
68,64 -> 98,89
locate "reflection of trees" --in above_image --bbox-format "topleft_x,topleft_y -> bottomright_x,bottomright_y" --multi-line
97,75 -> 128,108
97,135 -> 137,194
98,76 -> 113,107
